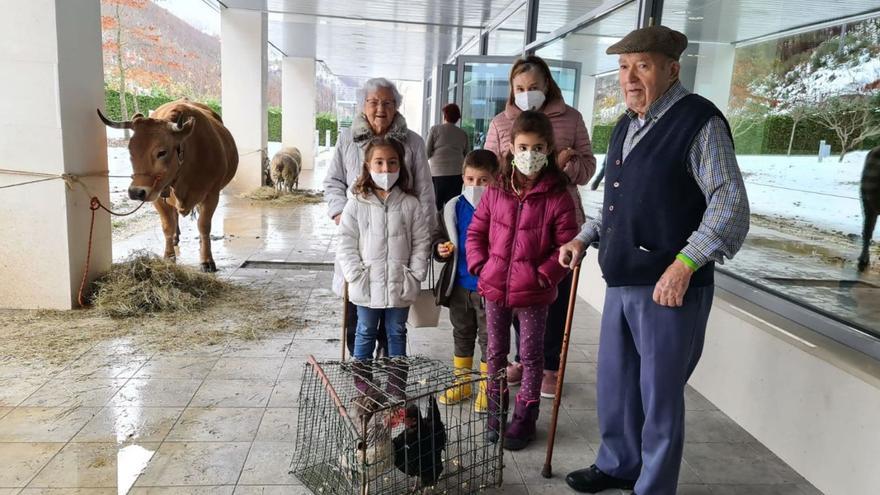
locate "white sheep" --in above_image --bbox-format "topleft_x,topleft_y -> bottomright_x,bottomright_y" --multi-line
270,146 -> 302,193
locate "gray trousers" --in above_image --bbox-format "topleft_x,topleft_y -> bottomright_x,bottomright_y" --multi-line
595,285 -> 713,495
449,285 -> 488,362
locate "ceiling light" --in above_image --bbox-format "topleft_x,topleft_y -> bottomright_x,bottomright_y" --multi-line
688,16 -> 704,21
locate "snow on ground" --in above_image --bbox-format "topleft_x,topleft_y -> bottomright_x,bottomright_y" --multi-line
738,151 -> 868,236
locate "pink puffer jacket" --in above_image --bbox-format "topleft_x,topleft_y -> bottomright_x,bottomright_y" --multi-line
466,175 -> 579,308
484,99 -> 597,224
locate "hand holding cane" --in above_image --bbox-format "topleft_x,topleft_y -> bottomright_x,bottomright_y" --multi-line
542,262 -> 582,478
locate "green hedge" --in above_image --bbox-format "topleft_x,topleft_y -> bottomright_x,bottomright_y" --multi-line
734,115 -> 880,155
592,116 -> 879,156
268,107 -> 281,142
104,88 -> 221,121
104,88 -> 333,145
316,112 -> 338,147
590,125 -> 615,154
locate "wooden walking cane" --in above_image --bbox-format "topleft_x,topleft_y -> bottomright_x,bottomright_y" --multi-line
341,282 -> 349,362
542,263 -> 582,478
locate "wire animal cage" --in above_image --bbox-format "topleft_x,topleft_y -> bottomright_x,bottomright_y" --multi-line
292,355 -> 505,494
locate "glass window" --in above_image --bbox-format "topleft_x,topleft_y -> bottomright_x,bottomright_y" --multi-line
459,59 -> 512,149
537,0 -> 611,37
660,0 -> 880,335
486,5 -> 527,56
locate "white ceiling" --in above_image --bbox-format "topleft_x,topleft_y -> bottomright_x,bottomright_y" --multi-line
223,0 -> 519,80
221,0 -> 880,81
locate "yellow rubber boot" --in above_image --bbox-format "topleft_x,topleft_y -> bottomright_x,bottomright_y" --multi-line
439,356 -> 473,405
474,361 -> 489,414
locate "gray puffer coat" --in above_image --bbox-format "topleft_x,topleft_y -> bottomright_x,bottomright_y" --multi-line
336,188 -> 431,308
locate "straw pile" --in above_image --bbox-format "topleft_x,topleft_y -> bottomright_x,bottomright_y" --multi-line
239,186 -> 324,206
90,251 -> 230,317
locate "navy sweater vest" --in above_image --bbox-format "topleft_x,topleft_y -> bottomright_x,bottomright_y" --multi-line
598,94 -> 729,287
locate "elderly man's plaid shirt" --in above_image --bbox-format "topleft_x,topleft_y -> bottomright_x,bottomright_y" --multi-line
576,81 -> 750,268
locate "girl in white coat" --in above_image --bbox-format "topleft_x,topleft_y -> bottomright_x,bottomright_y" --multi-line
337,137 -> 432,360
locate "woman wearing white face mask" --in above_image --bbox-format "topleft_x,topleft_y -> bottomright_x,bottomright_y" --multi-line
484,55 -> 597,401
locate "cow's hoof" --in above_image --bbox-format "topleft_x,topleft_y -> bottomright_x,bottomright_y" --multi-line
201,261 -> 217,273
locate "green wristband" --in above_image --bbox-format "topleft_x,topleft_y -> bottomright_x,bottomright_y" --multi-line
676,252 -> 699,272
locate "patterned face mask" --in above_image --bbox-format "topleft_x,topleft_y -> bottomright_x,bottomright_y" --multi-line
512,150 -> 548,176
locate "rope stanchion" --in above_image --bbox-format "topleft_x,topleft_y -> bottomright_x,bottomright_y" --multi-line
74,175 -> 160,307
3,165 -> 169,307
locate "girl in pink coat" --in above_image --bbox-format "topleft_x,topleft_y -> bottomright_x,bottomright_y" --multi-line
466,111 -> 579,450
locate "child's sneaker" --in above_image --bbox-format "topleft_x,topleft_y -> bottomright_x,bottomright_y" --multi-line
506,362 -> 523,386
540,370 -> 558,399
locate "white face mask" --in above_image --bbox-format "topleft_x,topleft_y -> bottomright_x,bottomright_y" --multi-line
462,185 -> 486,208
370,171 -> 399,191
514,90 -> 546,111
513,150 -> 548,176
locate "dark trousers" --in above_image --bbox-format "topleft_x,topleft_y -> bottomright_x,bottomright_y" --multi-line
345,301 -> 388,358
449,285 -> 488,361
595,285 -> 713,495
513,270 -> 572,371
433,175 -> 464,211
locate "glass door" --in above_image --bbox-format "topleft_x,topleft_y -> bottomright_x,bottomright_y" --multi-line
451,55 -> 582,149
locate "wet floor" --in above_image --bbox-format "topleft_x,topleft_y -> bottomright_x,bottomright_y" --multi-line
0,155 -> 822,494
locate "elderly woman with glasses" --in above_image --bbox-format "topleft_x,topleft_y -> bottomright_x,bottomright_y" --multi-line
324,77 -> 436,358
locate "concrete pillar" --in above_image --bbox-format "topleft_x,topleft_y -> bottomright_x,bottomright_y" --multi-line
397,81 -> 424,138
0,0 -> 110,309
693,44 -> 737,114
221,8 -> 267,191
282,57 -> 316,170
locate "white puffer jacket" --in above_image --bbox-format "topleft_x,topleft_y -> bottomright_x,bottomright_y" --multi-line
336,188 -> 431,309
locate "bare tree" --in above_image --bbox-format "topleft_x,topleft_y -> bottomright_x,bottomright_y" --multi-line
811,94 -> 880,162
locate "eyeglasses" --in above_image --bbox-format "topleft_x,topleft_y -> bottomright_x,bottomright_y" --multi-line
366,99 -> 395,109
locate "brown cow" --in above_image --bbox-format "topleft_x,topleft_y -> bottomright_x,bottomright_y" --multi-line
98,99 -> 238,272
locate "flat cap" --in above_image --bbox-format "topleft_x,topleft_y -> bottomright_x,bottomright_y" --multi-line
606,25 -> 688,60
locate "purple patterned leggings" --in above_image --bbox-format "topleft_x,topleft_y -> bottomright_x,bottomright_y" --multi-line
485,300 -> 549,402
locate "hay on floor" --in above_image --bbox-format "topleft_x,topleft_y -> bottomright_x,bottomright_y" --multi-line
239,186 -> 324,206
90,250 -> 230,318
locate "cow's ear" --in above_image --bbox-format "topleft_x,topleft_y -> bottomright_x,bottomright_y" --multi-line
169,117 -> 195,139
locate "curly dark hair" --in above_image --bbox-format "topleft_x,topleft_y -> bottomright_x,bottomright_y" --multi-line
500,111 -> 569,194
353,137 -> 416,197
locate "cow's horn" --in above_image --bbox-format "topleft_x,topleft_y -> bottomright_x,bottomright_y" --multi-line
96,108 -> 134,129
170,116 -> 195,133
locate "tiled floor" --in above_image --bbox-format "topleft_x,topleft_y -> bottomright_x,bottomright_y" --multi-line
0,161 -> 822,494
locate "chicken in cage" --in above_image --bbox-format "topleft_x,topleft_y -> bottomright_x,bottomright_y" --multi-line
291,355 -> 505,494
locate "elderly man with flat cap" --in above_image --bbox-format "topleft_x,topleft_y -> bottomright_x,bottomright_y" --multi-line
559,26 -> 750,494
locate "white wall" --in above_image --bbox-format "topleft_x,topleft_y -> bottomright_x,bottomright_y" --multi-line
221,8 -> 268,192
576,251 -> 880,495
0,0 -> 110,309
397,80 -> 425,138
